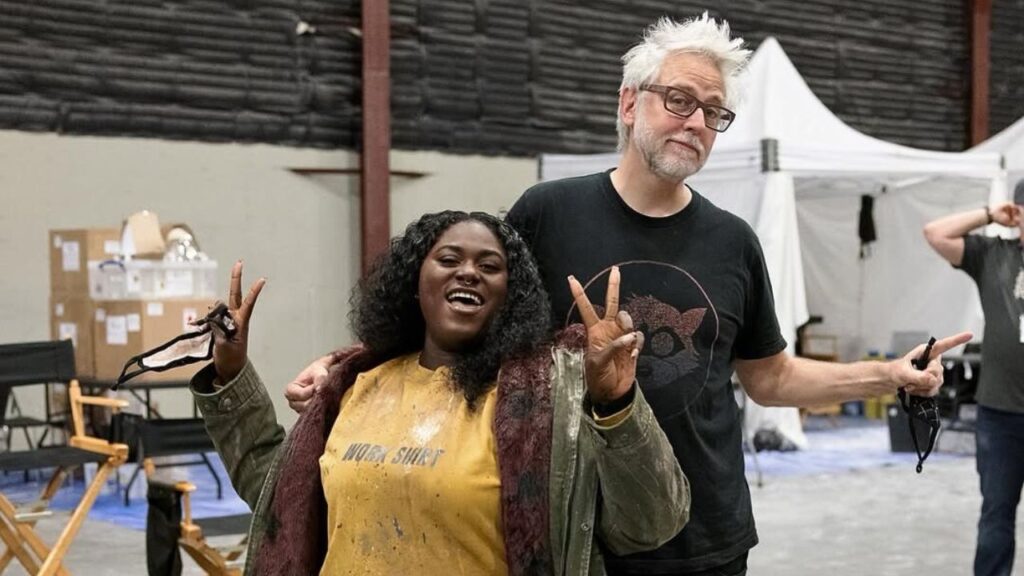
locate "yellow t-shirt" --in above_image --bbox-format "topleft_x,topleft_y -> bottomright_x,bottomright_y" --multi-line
319,353 -> 507,575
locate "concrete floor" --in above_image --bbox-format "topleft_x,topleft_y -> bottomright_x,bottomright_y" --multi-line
5,456 -> 1021,575
2,518 -> 238,575
748,456 -> 1021,575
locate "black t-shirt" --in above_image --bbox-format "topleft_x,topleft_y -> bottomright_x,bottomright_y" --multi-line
507,170 -> 787,574
958,235 -> 1024,414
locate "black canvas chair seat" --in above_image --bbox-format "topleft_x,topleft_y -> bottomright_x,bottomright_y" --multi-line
0,445 -> 105,472
3,415 -> 52,429
142,418 -> 216,455
2,415 -> 53,449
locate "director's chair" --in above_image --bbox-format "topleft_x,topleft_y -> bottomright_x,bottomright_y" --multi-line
0,340 -> 129,575
145,459 -> 249,576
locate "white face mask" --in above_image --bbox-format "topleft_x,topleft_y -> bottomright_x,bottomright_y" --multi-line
114,303 -> 236,389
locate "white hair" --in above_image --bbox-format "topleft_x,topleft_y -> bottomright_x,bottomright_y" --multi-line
616,13 -> 751,150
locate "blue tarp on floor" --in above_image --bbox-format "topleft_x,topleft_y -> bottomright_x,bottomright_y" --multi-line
0,452 -> 249,531
744,416 -> 969,479
0,417 -> 973,531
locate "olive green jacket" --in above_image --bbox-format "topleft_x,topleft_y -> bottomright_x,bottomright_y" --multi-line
192,341 -> 688,575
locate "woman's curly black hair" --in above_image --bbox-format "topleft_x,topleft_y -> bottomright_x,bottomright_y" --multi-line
350,210 -> 551,406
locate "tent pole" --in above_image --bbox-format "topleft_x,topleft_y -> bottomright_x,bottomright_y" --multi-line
760,138 -> 779,172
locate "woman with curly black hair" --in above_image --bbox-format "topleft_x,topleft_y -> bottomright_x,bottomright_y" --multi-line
349,210 -> 550,408
190,210 -> 689,576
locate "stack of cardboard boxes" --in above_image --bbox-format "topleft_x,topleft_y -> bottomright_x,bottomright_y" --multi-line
49,225 -> 218,382
49,228 -> 121,378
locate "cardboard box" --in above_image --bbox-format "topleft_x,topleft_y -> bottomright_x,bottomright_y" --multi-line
49,296 -> 98,377
92,298 -> 216,382
120,210 -> 165,259
50,229 -> 122,296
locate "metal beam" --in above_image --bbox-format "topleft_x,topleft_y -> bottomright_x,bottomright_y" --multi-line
360,0 -> 391,274
969,0 -> 992,146
288,167 -> 426,179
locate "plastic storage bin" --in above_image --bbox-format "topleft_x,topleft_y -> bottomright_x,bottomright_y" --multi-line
89,259 -> 218,300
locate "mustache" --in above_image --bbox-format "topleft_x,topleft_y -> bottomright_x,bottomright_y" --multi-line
668,134 -> 705,155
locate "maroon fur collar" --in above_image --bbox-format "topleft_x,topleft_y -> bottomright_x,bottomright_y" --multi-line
251,325 -> 587,575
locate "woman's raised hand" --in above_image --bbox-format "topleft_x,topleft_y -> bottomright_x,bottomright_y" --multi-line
567,266 -> 644,404
212,260 -> 266,383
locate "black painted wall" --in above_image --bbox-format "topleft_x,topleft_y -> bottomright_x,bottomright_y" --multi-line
0,0 -> 1019,155
992,0 -> 1024,138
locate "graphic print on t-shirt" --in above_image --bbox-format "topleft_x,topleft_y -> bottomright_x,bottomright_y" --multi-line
338,442 -> 445,467
319,354 -> 506,575
566,261 -> 720,419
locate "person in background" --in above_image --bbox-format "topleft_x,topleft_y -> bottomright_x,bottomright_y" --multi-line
197,210 -> 688,575
924,180 -> 1024,576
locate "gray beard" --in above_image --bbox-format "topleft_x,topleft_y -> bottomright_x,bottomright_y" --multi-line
632,119 -> 706,182
640,146 -> 703,182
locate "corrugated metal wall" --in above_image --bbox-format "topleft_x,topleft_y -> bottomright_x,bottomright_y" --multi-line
0,0 -> 362,145
0,0 -> 1019,155
991,0 -> 1024,136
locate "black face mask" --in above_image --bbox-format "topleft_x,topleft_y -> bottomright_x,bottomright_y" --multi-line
113,303 -> 236,390
899,337 -> 941,473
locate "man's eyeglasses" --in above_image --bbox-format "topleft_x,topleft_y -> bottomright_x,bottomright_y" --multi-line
640,84 -> 736,132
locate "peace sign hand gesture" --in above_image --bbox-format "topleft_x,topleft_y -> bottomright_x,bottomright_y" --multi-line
212,260 -> 266,383
568,266 -> 644,404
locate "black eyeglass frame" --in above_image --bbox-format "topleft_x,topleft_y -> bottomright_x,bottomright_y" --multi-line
639,84 -> 737,132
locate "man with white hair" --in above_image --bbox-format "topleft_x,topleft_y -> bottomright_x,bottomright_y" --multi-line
924,181 -> 1024,576
506,13 -> 968,575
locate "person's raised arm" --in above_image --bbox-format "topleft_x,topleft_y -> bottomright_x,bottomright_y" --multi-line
568,266 -> 689,552
923,203 -> 1019,267
735,331 -> 972,408
193,260 -> 283,509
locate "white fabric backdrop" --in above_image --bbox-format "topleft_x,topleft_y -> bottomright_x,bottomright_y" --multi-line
973,115 -> 1024,228
797,185 -> 987,361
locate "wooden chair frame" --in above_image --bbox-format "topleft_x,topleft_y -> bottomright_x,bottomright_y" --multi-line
145,460 -> 246,576
0,379 -> 129,575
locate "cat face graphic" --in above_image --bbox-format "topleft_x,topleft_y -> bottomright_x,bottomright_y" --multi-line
571,262 -> 718,415
624,295 -> 707,389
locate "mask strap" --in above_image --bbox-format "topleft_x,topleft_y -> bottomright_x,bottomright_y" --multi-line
898,388 -> 940,473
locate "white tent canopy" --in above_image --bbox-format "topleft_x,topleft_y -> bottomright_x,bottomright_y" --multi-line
972,114 -> 1024,206
540,37 -> 1001,362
